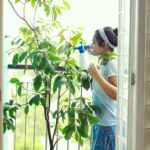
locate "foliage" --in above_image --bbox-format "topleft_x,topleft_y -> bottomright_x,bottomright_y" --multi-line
98,53 -> 118,65
3,0 -> 99,149
3,100 -> 21,133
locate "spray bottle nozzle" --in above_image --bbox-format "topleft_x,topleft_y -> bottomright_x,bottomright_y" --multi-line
75,41 -> 90,53
74,41 -> 90,70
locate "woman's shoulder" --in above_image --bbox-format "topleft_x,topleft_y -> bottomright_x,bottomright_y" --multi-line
106,59 -> 117,68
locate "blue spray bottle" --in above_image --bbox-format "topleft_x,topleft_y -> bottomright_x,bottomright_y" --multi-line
75,41 -> 90,70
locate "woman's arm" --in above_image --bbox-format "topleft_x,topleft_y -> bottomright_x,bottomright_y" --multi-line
88,63 -> 117,100
95,75 -> 117,100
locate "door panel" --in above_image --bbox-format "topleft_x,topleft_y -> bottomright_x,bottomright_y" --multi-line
117,0 -> 130,149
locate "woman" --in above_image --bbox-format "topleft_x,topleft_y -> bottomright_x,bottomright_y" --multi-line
88,26 -> 118,150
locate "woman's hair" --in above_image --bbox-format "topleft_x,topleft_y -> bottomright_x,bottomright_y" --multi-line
94,26 -> 118,51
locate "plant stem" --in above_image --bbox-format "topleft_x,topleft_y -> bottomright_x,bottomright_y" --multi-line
52,88 -> 61,144
44,107 -> 53,149
45,75 -> 53,149
33,0 -> 39,27
8,0 -> 40,49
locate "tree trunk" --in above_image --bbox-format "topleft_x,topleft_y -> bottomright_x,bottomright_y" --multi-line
50,144 -> 54,150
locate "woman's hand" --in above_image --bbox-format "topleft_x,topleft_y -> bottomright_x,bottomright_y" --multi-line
88,63 -> 101,80
87,48 -> 93,54
87,48 -> 95,55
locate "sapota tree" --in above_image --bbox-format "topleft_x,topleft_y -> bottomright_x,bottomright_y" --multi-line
3,0 -> 99,149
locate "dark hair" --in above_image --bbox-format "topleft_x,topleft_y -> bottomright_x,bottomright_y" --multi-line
94,26 -> 118,51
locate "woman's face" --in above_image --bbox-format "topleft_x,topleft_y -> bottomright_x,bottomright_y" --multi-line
91,38 -> 106,55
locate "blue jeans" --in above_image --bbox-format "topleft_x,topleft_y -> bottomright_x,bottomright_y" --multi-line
91,124 -> 116,150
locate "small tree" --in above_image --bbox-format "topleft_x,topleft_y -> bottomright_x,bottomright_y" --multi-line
3,0 -> 99,149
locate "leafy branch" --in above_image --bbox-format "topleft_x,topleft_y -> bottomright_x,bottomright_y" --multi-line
3,0 -> 98,150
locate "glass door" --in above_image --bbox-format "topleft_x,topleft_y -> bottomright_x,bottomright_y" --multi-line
116,0 -> 130,149
117,0 -> 147,149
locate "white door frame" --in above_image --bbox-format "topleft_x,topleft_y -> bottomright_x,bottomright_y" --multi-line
0,0 -> 3,149
127,0 -> 146,149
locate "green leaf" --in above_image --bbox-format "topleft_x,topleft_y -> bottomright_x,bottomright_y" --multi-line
39,57 -> 47,69
24,57 -> 28,74
6,119 -> 15,131
81,74 -> 91,90
9,123 -> 15,131
63,0 -> 70,10
79,136 -> 83,146
17,84 -> 22,96
16,38 -> 22,44
33,75 -> 42,91
9,109 -> 15,119
49,52 -> 60,61
59,35 -> 65,43
83,120 -> 88,137
9,100 -> 14,105
15,0 -> 20,3
12,54 -> 19,67
70,33 -> 82,46
64,129 -> 73,140
55,6 -> 62,15
49,65 -> 56,75
40,97 -> 46,107
87,115 -> 99,124
30,0 -> 36,8
20,41 -> 25,46
52,110 -> 58,118
60,110 -> 65,123
8,120 -> 15,131
29,94 -> 40,106
40,40 -> 51,49
62,124 -> 71,134
10,78 -> 20,85
66,50 -> 71,58
32,54 -> 41,68
24,105 -> 29,115
71,102 -> 76,108
77,113 -> 89,138
44,4 -> 50,16
75,132 -> 79,141
75,133 -> 83,146
67,80 -> 75,95
19,27 -> 32,37
44,64 -> 50,75
89,105 -> 102,114
3,123 -> 6,133
62,124 -> 75,140
52,7 -> 57,21
53,76 -> 63,93
58,28 -> 67,36
28,51 -> 36,58
68,110 -> 75,124
77,120 -> 88,138
79,112 -> 87,120
19,52 -> 28,63
85,105 -> 93,113
67,59 -> 78,67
